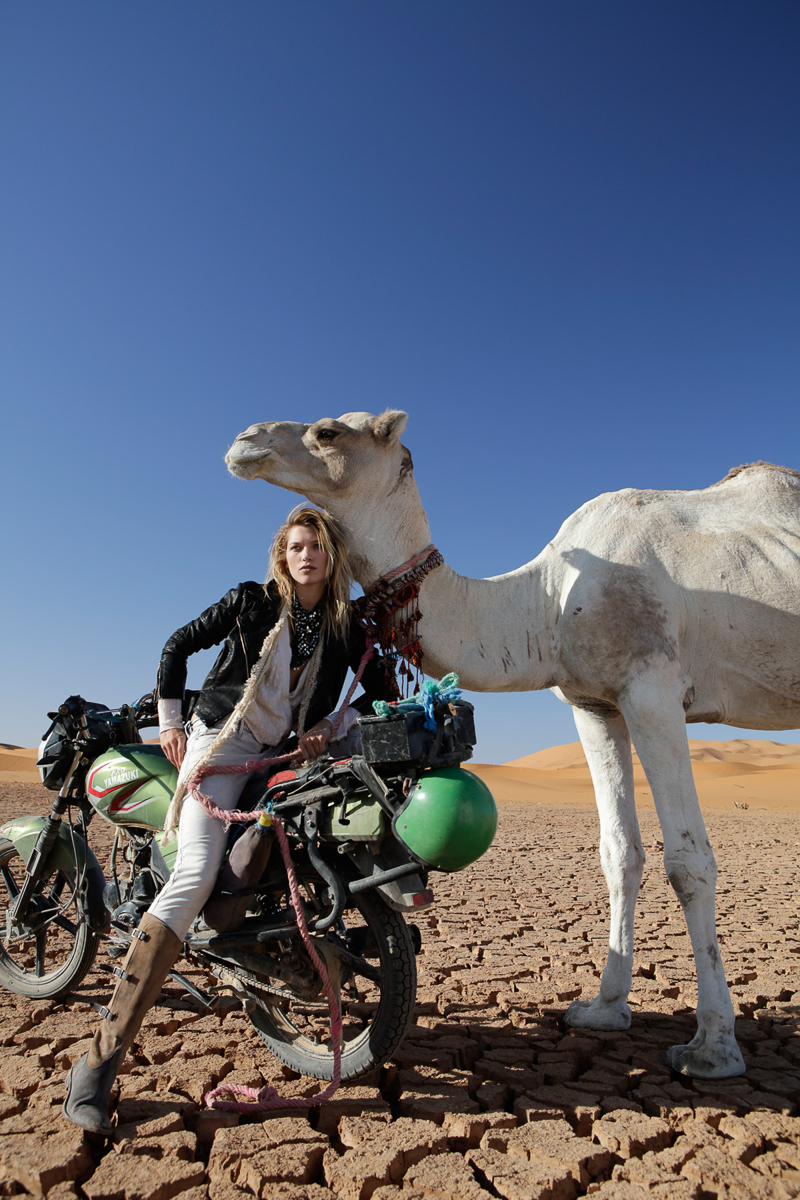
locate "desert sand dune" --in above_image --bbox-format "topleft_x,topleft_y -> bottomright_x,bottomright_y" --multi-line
0,745 -> 39,780
508,737 -> 800,771
467,737 -> 800,813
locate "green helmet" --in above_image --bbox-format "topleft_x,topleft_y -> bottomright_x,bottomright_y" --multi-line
392,767 -> 498,872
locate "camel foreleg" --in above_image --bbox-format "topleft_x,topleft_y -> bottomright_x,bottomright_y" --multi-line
565,705 -> 644,1032
620,679 -> 746,1079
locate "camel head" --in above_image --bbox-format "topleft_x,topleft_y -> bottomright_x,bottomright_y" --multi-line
225,410 -> 426,577
226,410 -> 411,505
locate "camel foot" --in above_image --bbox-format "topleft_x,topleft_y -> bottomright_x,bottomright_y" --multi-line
565,996 -> 631,1032
663,1030 -> 746,1079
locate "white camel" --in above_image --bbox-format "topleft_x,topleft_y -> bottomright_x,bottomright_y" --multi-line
225,410 -> 800,1078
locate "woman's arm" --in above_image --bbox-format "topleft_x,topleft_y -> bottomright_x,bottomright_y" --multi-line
156,584 -> 249,703
156,584 -> 250,766
298,718 -> 333,761
160,727 -> 187,769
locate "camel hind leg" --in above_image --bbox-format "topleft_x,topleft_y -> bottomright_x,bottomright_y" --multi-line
565,705 -> 644,1032
619,677 -> 746,1079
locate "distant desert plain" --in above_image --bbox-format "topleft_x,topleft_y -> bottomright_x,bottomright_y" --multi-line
2,737 -> 799,813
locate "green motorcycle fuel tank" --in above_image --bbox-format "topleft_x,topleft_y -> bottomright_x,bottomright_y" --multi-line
86,745 -> 179,870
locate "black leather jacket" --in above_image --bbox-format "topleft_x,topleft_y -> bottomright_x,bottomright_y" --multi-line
157,581 -> 390,734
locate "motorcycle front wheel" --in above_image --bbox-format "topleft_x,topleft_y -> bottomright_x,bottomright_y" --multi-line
0,837 -> 99,999
248,888 -> 417,1080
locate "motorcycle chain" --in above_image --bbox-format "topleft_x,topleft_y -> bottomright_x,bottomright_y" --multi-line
188,951 -> 320,1005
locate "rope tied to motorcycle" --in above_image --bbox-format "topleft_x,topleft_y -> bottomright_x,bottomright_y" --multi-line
372,672 -> 462,732
183,632 -> 383,1109
185,754 -> 344,1111
192,549 -> 444,1111
202,811 -> 343,1113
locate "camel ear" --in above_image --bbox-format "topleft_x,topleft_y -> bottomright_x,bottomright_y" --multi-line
372,410 -> 407,442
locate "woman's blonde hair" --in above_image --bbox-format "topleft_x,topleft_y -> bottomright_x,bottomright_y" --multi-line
267,505 -> 352,640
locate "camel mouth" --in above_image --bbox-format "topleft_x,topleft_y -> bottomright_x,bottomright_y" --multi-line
225,447 -> 270,479
225,441 -> 272,477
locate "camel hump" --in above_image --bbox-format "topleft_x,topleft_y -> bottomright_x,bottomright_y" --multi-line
711,461 -> 800,487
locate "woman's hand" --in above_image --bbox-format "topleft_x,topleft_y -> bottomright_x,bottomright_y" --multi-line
160,728 -> 186,770
298,719 -> 333,762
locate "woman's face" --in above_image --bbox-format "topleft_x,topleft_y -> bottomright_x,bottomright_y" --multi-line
285,524 -> 329,589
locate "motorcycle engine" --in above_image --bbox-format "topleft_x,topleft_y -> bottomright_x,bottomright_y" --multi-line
108,899 -> 141,933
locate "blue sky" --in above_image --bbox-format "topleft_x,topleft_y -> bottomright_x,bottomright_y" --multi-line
1,2 -> 798,760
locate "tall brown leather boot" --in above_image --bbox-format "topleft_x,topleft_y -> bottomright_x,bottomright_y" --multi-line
63,913 -> 182,1135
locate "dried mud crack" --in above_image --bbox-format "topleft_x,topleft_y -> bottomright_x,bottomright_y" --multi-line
1,781 -> 798,1199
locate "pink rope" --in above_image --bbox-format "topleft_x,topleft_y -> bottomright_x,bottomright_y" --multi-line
204,816 -> 343,1112
329,637 -> 374,738
190,627 -> 380,1110
187,755 -> 299,825
189,759 -> 344,1112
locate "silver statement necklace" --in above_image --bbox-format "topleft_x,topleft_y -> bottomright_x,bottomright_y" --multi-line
290,593 -> 323,668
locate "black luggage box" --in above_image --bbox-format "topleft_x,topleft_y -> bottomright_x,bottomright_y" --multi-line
358,701 -> 476,764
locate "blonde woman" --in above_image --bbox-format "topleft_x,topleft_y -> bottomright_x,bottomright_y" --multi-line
64,506 -> 389,1135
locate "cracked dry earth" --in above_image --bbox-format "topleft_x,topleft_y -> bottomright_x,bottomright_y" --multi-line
1,782 -> 799,1200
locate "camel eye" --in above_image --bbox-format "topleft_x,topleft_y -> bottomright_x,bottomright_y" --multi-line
316,428 -> 337,442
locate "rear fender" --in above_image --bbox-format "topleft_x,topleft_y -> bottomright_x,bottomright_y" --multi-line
0,815 -> 110,933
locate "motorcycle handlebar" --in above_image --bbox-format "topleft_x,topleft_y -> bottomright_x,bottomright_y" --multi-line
132,691 -> 159,729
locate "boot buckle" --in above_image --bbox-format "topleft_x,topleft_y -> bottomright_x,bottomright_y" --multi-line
98,1005 -> 117,1022
132,927 -> 150,942
111,966 -> 130,982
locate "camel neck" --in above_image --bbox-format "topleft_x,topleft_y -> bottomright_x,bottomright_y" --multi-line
326,479 -> 433,587
411,558 -> 561,692
325,475 -> 561,692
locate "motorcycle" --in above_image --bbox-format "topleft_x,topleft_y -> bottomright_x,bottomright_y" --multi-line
0,689 -> 497,1081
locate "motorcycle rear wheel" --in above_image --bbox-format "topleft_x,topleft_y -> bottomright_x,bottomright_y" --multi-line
0,837 -> 99,999
249,889 -> 417,1080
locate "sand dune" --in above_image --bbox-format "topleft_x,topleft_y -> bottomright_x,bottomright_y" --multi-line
508,736 -> 800,771
0,745 -> 39,781
2,737 -> 798,812
469,736 -> 800,813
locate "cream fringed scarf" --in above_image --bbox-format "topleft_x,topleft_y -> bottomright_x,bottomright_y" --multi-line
162,606 -> 325,838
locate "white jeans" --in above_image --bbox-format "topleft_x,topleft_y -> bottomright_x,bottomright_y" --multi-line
148,718 -> 361,941
148,718 -> 274,940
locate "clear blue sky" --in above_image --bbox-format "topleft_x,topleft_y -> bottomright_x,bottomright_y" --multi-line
2,2 -> 798,760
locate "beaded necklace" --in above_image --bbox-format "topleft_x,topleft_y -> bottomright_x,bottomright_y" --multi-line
290,593 -> 324,667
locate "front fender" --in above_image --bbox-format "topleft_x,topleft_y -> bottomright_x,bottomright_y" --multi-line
0,815 -> 110,933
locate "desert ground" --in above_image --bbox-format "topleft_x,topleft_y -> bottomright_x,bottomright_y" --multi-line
0,739 -> 798,1199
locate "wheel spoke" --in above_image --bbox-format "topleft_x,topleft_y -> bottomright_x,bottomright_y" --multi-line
248,888 -> 416,1081
46,874 -> 68,904
0,840 -> 98,998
